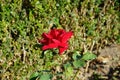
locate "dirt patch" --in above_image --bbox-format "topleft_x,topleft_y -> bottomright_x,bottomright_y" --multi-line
77,44 -> 120,80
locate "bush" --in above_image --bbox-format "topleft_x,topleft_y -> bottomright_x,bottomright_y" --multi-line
0,0 -> 120,79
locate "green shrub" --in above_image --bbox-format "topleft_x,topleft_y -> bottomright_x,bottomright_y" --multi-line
0,0 -> 120,79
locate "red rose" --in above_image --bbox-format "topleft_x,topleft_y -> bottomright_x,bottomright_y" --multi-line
38,29 -> 73,55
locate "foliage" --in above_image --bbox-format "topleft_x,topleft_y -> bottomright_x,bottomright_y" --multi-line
30,71 -> 53,80
72,51 -> 96,68
0,0 -> 120,79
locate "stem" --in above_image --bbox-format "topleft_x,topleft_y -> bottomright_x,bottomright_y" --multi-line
72,69 -> 80,80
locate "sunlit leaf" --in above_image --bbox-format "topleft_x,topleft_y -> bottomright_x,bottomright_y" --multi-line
82,52 -> 97,60
30,72 -> 39,80
40,74 -> 52,80
73,60 -> 85,68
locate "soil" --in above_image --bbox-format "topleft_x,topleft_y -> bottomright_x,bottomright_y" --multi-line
77,44 -> 120,80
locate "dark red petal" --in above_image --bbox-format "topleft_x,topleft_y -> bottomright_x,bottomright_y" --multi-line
49,29 -> 55,37
58,29 -> 66,35
57,29 -> 65,33
50,29 -> 64,38
38,39 -> 45,43
58,42 -> 68,54
59,42 -> 68,48
42,43 -> 59,50
61,31 -> 73,43
50,29 -> 56,38
59,47 -> 68,55
42,33 -> 52,39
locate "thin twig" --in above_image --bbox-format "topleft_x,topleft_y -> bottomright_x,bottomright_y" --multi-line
85,61 -> 90,72
72,69 -> 80,80
22,44 -> 26,64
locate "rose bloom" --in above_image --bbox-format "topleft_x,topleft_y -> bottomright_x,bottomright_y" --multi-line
38,29 -> 73,55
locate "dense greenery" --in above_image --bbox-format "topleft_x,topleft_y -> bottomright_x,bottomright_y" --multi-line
0,0 -> 120,80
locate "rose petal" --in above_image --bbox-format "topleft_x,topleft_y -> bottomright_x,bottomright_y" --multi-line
58,42 -> 68,54
39,29 -> 73,55
52,39 -> 60,44
61,31 -> 73,43
42,43 -> 59,50
38,39 -> 46,43
50,29 -> 57,38
42,33 -> 52,39
59,42 -> 68,48
59,47 -> 68,55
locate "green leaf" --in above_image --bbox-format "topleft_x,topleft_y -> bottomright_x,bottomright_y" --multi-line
53,17 -> 59,25
65,66 -> 74,77
64,62 -> 73,77
63,62 -> 71,70
40,74 -> 52,80
30,72 -> 39,80
73,60 -> 85,68
82,52 -> 97,60
72,51 -> 81,60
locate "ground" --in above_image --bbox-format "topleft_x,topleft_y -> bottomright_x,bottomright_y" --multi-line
77,44 -> 120,80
